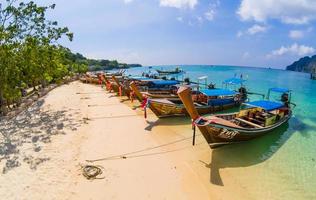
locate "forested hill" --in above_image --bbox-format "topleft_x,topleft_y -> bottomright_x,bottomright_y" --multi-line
66,50 -> 142,71
286,55 -> 316,73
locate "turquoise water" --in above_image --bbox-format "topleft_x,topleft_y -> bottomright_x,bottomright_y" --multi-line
125,65 -> 316,199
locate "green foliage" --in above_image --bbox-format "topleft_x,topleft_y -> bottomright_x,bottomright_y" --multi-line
0,0 -> 88,114
62,50 -> 142,72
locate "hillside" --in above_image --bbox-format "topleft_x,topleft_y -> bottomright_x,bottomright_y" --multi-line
286,55 -> 316,73
65,49 -> 142,71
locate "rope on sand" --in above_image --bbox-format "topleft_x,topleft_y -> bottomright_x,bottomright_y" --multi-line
86,134 -> 202,163
81,165 -> 105,180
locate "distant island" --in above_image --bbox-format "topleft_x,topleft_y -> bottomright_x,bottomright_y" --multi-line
286,55 -> 316,73
66,50 -> 142,71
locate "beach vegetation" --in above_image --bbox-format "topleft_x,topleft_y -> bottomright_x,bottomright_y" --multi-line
0,0 -> 87,115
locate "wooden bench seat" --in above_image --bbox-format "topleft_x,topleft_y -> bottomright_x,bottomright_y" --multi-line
235,117 -> 264,128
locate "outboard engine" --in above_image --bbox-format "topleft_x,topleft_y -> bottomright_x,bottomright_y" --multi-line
238,86 -> 248,101
184,77 -> 190,85
208,83 -> 215,89
281,93 -> 289,107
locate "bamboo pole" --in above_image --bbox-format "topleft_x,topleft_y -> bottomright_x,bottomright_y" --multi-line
129,81 -> 143,102
177,86 -> 214,144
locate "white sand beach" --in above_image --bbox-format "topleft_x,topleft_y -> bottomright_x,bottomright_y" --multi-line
0,81 -> 248,200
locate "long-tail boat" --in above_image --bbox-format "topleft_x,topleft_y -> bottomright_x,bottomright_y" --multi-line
147,88 -> 246,118
130,79 -> 247,118
80,73 -> 103,85
156,67 -> 184,75
177,87 -> 294,148
111,75 -> 132,96
127,79 -> 180,99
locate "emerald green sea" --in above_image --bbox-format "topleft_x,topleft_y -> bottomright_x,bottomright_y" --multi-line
125,65 -> 316,199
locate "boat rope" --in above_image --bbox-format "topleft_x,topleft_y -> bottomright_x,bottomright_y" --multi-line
86,134 -> 202,163
118,85 -> 122,96
130,91 -> 135,102
81,164 -> 105,180
141,96 -> 149,119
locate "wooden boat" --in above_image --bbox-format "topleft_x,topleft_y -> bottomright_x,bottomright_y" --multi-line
156,67 -> 184,75
111,75 -> 132,96
79,73 -> 100,84
128,79 -> 180,100
105,69 -> 125,77
148,88 -> 245,118
129,81 -> 187,102
177,87 -> 293,148
130,81 -> 246,118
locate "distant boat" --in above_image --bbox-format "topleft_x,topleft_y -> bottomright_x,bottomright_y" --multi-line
156,67 -> 184,75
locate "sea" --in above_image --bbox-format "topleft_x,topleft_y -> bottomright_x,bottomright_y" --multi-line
123,65 -> 316,199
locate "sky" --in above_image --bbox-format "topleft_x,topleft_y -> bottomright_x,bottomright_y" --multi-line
40,0 -> 316,69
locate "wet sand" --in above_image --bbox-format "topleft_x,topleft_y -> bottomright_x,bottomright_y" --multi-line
0,81 -> 247,200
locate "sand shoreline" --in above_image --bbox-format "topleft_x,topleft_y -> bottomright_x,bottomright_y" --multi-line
0,81 -> 246,200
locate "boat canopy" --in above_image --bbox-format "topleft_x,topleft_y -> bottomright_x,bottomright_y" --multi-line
200,89 -> 237,97
150,80 -> 179,86
244,100 -> 284,111
174,84 -> 199,89
223,78 -> 246,85
269,87 -> 290,93
129,76 -> 154,81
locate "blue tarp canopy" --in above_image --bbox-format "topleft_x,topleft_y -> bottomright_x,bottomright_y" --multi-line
129,76 -> 154,81
223,78 -> 246,85
129,77 -> 163,82
269,87 -> 290,93
200,89 -> 237,97
150,80 -> 179,86
245,100 -> 284,111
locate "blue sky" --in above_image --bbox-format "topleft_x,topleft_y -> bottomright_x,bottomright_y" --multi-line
41,0 -> 316,68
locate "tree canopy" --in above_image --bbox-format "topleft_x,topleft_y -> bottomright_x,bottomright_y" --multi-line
0,0 -> 88,114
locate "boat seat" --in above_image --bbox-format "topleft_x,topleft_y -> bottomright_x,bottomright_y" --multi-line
194,103 -> 204,107
199,102 -> 208,106
235,117 -> 263,128
150,99 -> 175,105
206,116 -> 242,128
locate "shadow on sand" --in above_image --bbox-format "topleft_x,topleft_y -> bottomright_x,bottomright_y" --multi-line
145,117 -> 192,131
0,99 -> 82,174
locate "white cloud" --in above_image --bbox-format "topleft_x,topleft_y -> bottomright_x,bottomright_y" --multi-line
196,16 -> 203,24
160,0 -> 198,9
176,16 -> 184,22
289,30 -> 304,39
237,0 -> 316,24
247,24 -> 267,35
237,30 -> 243,37
204,9 -> 215,21
204,0 -> 220,21
289,28 -> 313,39
237,24 -> 267,37
267,43 -> 315,58
124,0 -> 133,4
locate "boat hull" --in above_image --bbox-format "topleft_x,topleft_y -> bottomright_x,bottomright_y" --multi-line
200,112 -> 292,148
148,99 -> 239,118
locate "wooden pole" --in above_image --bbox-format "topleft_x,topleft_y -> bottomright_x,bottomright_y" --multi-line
129,81 -> 143,102
177,86 -> 214,144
